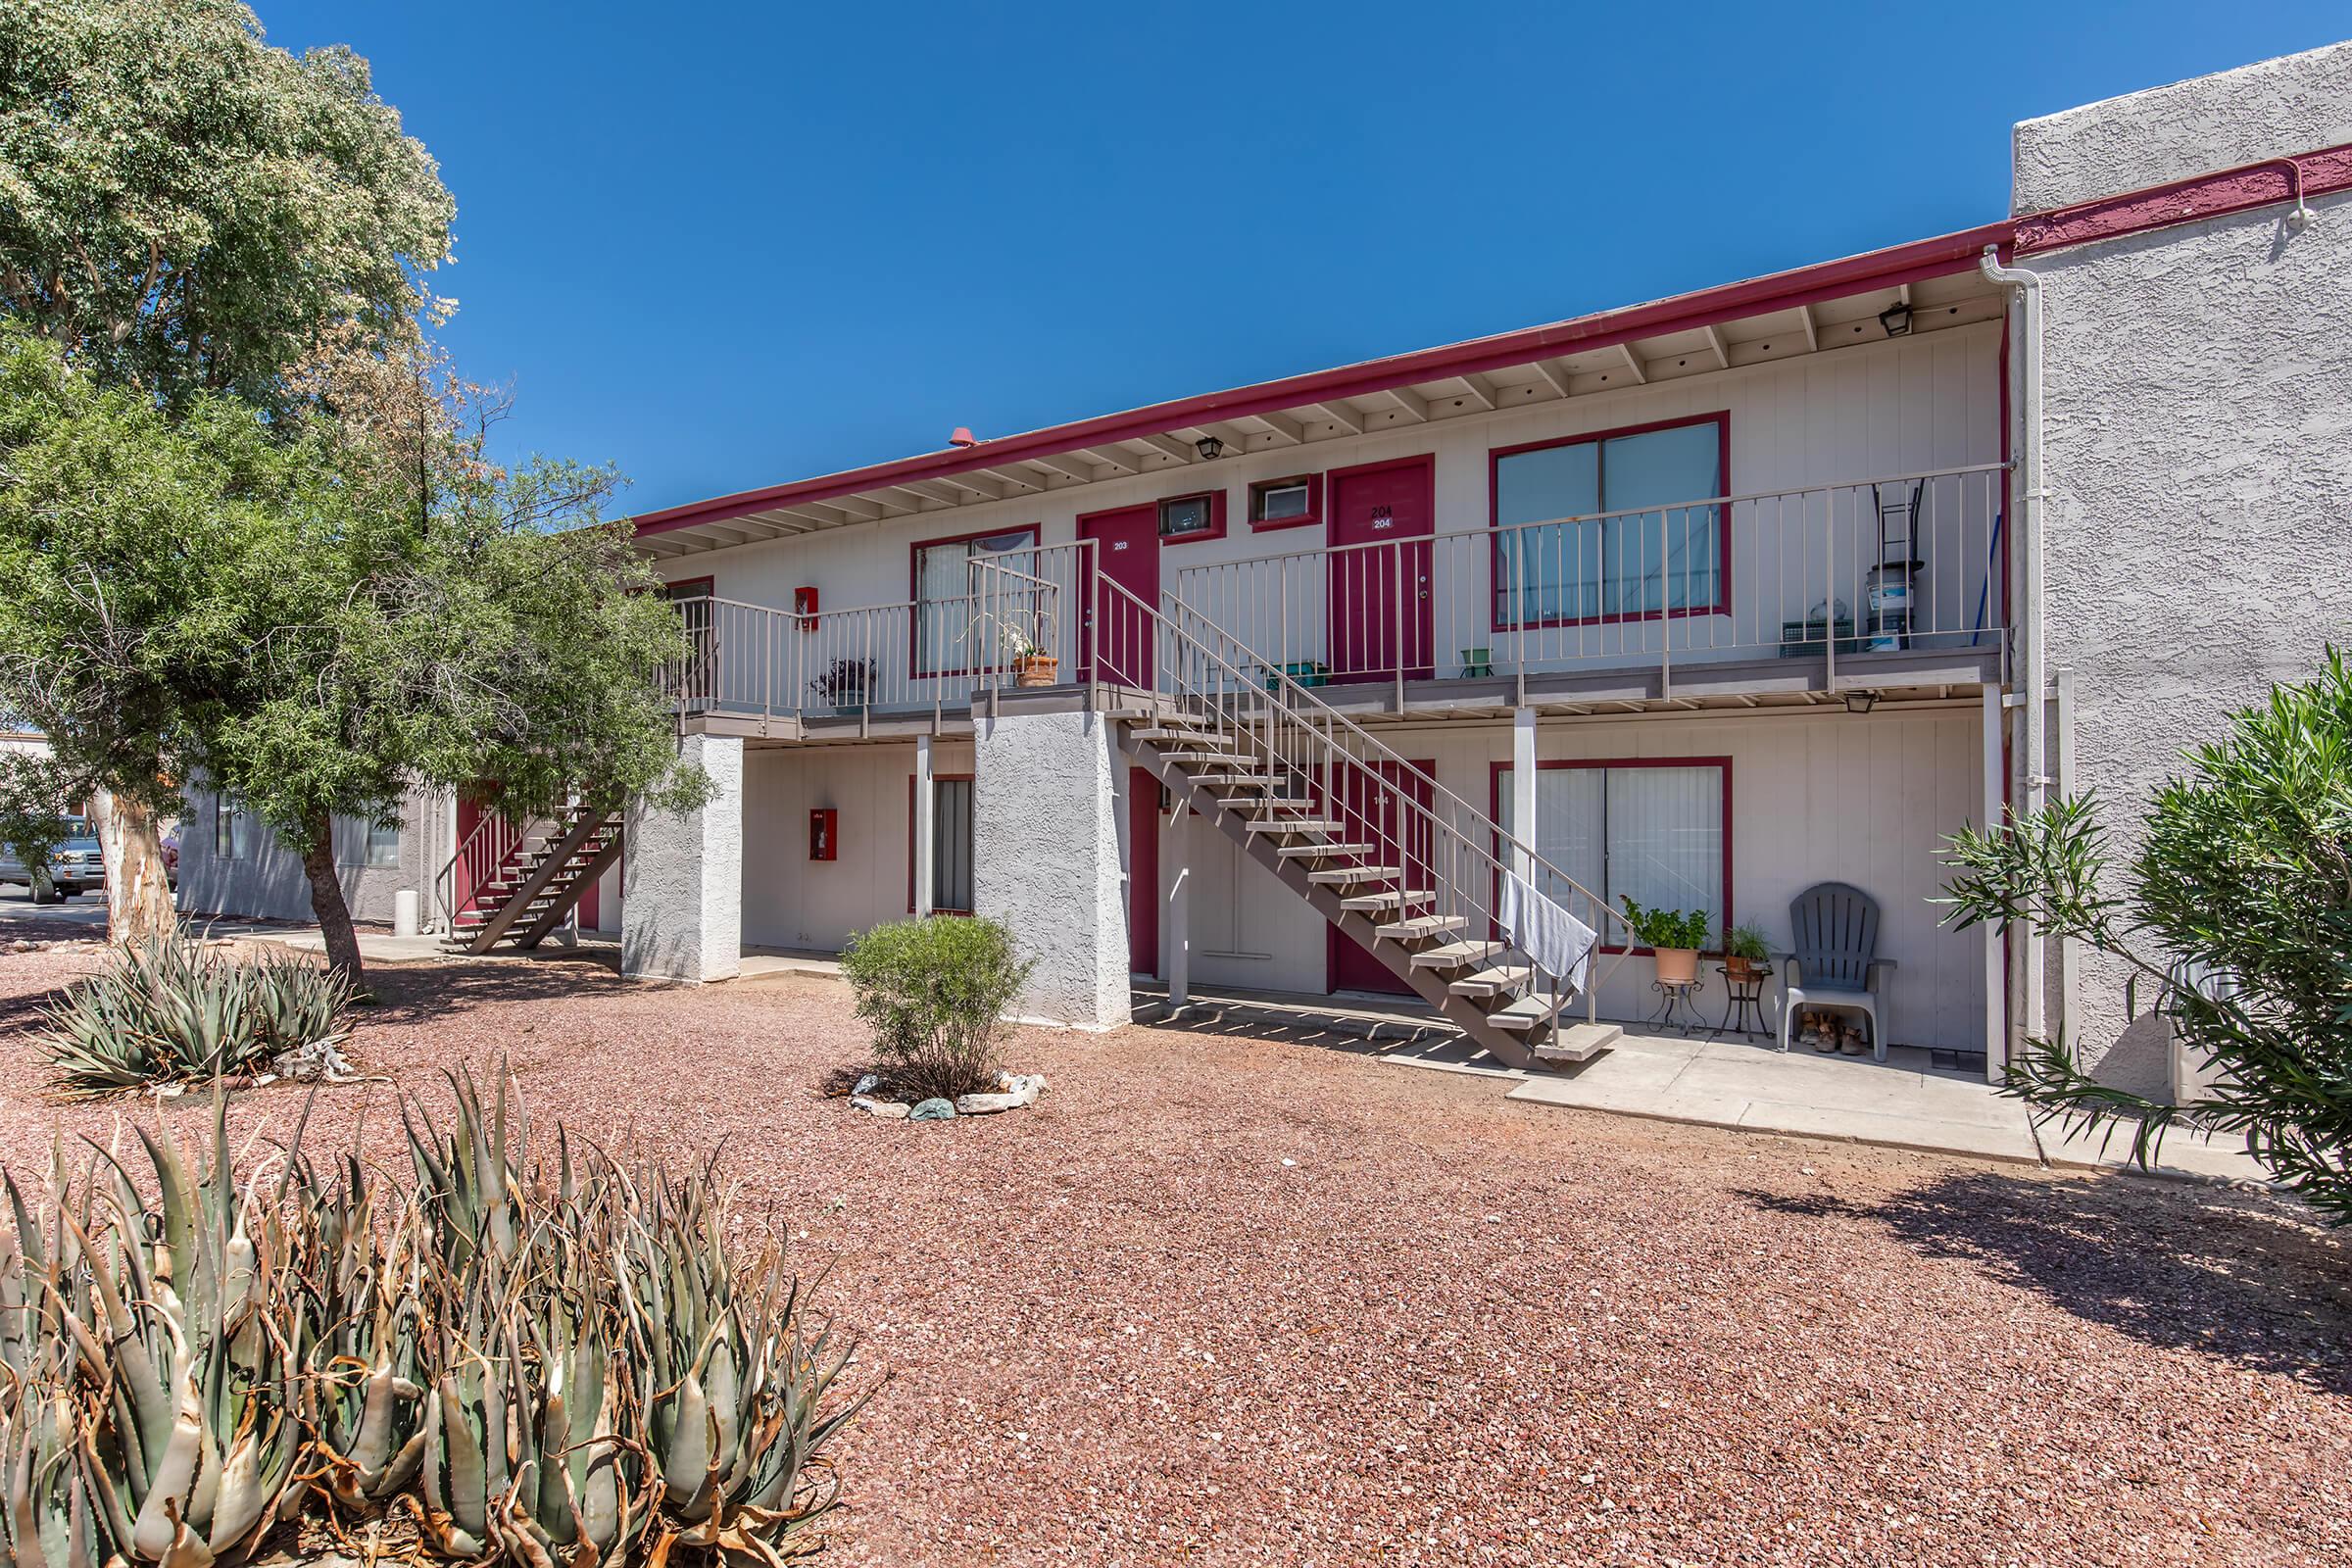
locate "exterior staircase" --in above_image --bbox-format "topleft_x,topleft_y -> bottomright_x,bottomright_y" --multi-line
1008,555 -> 1636,1072
441,804 -> 623,955
1122,712 -> 1623,1069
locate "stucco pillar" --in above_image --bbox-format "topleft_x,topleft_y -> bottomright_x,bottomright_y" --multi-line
1511,707 -> 1539,880
912,735 -> 935,918
622,734 -> 742,984
1160,799 -> 1190,1006
974,707 -> 1131,1029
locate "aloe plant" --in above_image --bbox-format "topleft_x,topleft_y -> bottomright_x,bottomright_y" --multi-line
0,1073 -> 871,1566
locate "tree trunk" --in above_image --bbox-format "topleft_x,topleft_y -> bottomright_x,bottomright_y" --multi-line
300,807 -> 368,989
91,792 -> 175,945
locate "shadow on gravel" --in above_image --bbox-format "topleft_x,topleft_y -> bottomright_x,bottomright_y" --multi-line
1739,1173 -> 2352,1393
352,955 -> 623,1025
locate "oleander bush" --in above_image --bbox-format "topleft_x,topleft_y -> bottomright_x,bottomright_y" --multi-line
839,915 -> 1034,1101
0,1073 -> 872,1567
36,934 -> 355,1097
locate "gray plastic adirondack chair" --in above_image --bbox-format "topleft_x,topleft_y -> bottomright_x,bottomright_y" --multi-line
1778,881 -> 1898,1059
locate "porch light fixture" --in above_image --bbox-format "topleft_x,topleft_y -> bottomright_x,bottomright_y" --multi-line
1844,691 -> 1879,714
1195,435 -> 1225,461
1878,302 -> 1913,337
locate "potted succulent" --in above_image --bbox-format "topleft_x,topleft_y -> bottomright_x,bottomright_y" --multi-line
1622,898 -> 1712,986
1720,918 -> 1772,983
808,657 -> 874,715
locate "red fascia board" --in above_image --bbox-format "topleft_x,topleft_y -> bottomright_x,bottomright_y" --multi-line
632,219 -> 2017,537
2015,141 -> 2352,255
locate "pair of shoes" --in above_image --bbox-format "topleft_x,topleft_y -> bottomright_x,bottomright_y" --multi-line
1838,1026 -> 1870,1055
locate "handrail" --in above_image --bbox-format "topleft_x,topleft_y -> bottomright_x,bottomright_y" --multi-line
1008,552 -> 1640,1028
432,804 -> 548,936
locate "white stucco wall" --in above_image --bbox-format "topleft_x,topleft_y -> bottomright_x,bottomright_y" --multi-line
1165,706 -> 1989,1050
2026,189 -> 2352,1087
622,734 -> 743,983
2011,42 -> 2352,214
973,708 -> 1131,1029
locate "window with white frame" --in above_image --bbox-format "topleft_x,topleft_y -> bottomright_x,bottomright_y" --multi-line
912,528 -> 1038,676
215,797 -> 257,860
1494,416 -> 1726,626
1496,760 -> 1726,943
365,817 -> 401,868
931,776 -> 974,913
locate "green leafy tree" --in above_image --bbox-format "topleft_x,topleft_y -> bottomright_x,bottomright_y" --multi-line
0,0 -> 455,940
0,749 -> 79,901
1942,652 -> 2352,1222
0,0 -> 454,416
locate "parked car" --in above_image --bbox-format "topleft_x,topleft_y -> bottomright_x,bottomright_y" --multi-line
160,826 -> 179,890
0,819 -> 106,902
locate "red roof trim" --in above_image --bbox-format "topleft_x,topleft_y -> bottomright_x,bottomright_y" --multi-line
633,219 -> 2016,535
2014,140 -> 2352,255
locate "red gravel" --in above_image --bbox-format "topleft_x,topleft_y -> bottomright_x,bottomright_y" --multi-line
0,937 -> 2346,1566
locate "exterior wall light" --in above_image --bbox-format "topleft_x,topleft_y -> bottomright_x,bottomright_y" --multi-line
1195,435 -> 1225,461
1878,303 -> 1913,337
1844,691 -> 1879,714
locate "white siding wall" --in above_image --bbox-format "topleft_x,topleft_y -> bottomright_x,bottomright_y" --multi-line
656,324 -> 2000,645
1170,706 -> 1988,1050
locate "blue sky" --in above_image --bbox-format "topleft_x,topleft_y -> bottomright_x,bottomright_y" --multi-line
265,3 -> 2347,516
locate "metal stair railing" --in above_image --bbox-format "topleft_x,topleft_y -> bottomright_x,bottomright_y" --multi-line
977,549 -> 1639,1031
433,805 -> 549,936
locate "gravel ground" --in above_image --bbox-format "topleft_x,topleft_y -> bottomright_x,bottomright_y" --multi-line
0,931 -> 2345,1567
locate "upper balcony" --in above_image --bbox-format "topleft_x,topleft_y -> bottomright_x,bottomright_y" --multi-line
663,460 -> 2008,737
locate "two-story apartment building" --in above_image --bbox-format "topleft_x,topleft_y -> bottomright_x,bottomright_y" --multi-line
191,42 -> 2352,1091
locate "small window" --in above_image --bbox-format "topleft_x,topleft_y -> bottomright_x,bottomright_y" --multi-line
1248,473 -> 1322,531
365,818 -> 401,868
215,798 -> 256,860
932,777 -> 975,913
1157,493 -> 1215,538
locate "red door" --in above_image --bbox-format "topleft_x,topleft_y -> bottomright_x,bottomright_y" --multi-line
1079,505 -> 1158,686
455,793 -> 490,915
1327,456 -> 1435,684
1325,758 -> 1437,995
1127,766 -> 1159,977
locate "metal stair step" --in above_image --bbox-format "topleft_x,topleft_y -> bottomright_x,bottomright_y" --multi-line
1245,818 -> 1340,835
1131,727 -> 1217,744
1276,841 -> 1374,858
1376,914 -> 1466,941
1222,796 -> 1311,811
1339,888 -> 1434,912
1490,995 -> 1572,1032
1410,940 -> 1510,970
1450,963 -> 1533,998
1305,863 -> 1397,885
1164,751 -> 1253,766
1195,772 -> 1275,787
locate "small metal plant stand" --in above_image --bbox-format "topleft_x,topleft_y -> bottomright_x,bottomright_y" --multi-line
1712,964 -> 1771,1041
1647,975 -> 1705,1034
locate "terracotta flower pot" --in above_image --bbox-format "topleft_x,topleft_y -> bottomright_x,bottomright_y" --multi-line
1652,946 -> 1699,986
1725,954 -> 1759,983
1012,653 -> 1058,688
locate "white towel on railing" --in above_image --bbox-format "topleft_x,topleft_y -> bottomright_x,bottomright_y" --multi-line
1499,874 -> 1597,995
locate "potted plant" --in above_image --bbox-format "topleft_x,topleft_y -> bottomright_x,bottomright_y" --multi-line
967,601 -> 1057,687
808,657 -> 874,715
1004,623 -> 1057,688
1720,918 -> 1772,983
1622,898 -> 1711,986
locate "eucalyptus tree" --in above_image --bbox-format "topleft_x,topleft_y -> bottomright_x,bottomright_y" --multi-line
0,0 -> 453,939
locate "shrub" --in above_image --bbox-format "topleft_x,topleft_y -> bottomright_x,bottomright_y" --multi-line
839,915 -> 1034,1101
1942,648 -> 2352,1222
0,1073 -> 872,1567
36,933 -> 354,1097
1621,899 -> 1712,951
1720,919 -> 1772,963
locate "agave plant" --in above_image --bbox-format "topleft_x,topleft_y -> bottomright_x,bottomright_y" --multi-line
36,936 -> 354,1099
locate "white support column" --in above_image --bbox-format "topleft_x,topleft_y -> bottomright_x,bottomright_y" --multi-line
621,734 -> 743,984
912,734 -> 935,919
1510,707 -> 1539,881
974,708 -> 1132,1030
1982,684 -> 2005,1080
1161,792 -> 1190,1006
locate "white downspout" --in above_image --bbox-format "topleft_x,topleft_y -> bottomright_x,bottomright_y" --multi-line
1981,244 -> 2048,1052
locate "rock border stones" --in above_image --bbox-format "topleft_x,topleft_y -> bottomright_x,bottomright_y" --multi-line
850,1069 -> 1047,1121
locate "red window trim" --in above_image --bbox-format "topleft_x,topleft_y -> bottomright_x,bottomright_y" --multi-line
906,771 -> 977,915
1247,472 -> 1322,533
1155,487 -> 1228,546
907,524 -> 1040,679
1487,755 -> 1733,956
1487,411 -> 1732,633
661,574 -> 714,599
